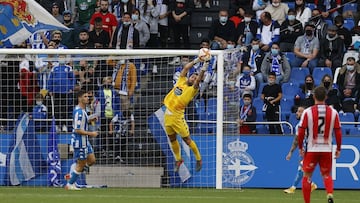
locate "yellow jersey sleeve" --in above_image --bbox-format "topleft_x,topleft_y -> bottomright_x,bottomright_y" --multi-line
163,76 -> 198,115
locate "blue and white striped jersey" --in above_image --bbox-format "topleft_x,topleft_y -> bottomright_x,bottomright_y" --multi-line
72,105 -> 88,149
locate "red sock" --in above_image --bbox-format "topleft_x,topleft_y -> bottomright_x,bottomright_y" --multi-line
323,175 -> 333,194
302,176 -> 311,203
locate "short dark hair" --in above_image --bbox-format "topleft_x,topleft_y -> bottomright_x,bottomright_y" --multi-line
243,93 -> 252,99
347,57 -> 356,62
77,90 -> 87,99
94,17 -> 103,23
268,71 -> 276,77
313,86 -> 327,101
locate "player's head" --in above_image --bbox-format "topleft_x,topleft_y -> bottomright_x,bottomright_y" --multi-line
187,72 -> 199,86
313,86 -> 327,103
77,90 -> 89,105
296,106 -> 305,120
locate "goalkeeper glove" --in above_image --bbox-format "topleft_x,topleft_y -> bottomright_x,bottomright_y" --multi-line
201,61 -> 209,71
192,57 -> 201,64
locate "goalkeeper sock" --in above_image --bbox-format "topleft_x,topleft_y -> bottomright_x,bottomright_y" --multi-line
302,176 -> 311,203
189,140 -> 201,161
68,170 -> 81,184
170,140 -> 181,161
293,168 -> 303,187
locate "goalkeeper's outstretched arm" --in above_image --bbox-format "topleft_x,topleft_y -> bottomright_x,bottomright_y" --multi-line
194,62 -> 209,89
180,57 -> 201,77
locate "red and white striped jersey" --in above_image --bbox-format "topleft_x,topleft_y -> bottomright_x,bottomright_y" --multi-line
298,104 -> 342,152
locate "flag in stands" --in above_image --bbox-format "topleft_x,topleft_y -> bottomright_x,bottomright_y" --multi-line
47,116 -> 62,187
0,0 -> 68,48
9,114 -> 35,185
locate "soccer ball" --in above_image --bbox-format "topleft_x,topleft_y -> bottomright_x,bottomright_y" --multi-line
198,48 -> 211,61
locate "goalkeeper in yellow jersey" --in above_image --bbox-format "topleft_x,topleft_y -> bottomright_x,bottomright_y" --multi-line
163,54 -> 210,173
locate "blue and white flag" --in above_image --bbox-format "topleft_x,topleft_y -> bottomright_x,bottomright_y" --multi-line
0,0 -> 69,47
148,106 -> 192,184
47,116 -> 62,187
9,114 -> 35,185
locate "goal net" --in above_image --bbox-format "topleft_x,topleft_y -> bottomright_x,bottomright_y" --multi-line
0,48 -> 253,189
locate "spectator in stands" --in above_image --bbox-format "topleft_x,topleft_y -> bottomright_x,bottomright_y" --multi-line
294,0 -> 311,27
263,0 -> 289,25
208,9 -> 236,50
336,57 -> 360,113
238,93 -> 257,134
61,10 -> 76,49
236,9 -> 258,47
292,22 -> 319,73
242,38 -> 266,88
318,25 -> 345,74
319,74 -> 341,111
261,42 -> 291,84
27,31 -> 51,49
140,0 -> 160,48
32,93 -> 48,132
194,0 -> 211,9
75,29 -> 95,49
261,71 -> 283,134
229,6 -> 245,28
334,15 -> 352,49
73,0 -> 97,32
51,2 -> 64,23
236,65 -> 256,96
89,0 -> 118,48
97,76 -> 121,160
158,0 -> 170,48
113,59 -> 137,116
112,0 -> 136,22
19,55 -> 39,111
294,75 -> 315,108
131,9 -> 150,48
279,9 -> 304,52
252,0 -> 270,21
169,0 -> 193,49
89,17 -> 111,48
310,8 -> 328,41
113,12 -> 140,49
256,11 -> 281,52
230,0 -> 252,17
51,30 -> 68,49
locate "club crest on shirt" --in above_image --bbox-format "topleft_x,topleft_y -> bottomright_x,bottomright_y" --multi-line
174,87 -> 183,96
223,139 -> 257,186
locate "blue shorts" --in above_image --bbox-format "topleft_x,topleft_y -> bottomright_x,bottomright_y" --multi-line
73,143 -> 94,160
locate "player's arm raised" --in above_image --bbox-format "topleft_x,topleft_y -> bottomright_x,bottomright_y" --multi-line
180,57 -> 201,77
194,61 -> 209,89
75,129 -> 98,137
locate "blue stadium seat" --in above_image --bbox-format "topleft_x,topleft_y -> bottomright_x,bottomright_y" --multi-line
343,3 -> 357,13
287,2 -> 295,9
207,97 -> 217,121
289,67 -> 310,85
283,52 -> 295,65
339,112 -> 355,135
349,127 -> 360,136
282,82 -> 300,100
195,98 -> 206,120
312,67 -> 333,86
325,19 -> 333,26
343,18 -> 355,31
257,82 -> 267,98
281,98 -> 294,119
252,97 -> 264,112
288,113 -> 298,131
306,3 -> 316,10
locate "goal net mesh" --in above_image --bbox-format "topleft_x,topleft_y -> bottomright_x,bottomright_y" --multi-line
0,48 -> 247,188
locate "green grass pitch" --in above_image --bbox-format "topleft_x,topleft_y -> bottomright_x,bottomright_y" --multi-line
0,187 -> 359,203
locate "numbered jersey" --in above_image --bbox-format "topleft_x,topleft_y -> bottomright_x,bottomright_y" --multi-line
298,104 -> 341,152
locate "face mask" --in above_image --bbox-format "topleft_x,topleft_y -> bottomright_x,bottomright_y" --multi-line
80,39 -> 87,43
305,30 -> 313,36
227,44 -> 235,49
347,65 -> 354,71
131,14 -> 139,21
268,79 -> 275,85
123,21 -> 131,26
121,0 -> 129,3
243,70 -> 250,75
323,81 -> 331,88
288,15 -> 296,21
36,101 -> 42,105
252,44 -> 259,51
244,17 -> 251,23
272,2 -> 280,7
53,39 -> 60,45
219,16 -> 228,23
271,49 -> 279,56
64,19 -> 71,23
243,101 -> 251,106
328,34 -> 336,38
305,82 -> 313,89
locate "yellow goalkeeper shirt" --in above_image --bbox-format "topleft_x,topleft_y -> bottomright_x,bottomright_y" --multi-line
163,76 -> 198,116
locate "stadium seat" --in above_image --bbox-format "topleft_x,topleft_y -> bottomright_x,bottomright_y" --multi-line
306,3 -> 316,10
287,2 -> 295,9
288,113 -> 298,130
349,127 -> 360,136
343,3 -> 357,13
339,112 -> 355,135
324,19 -> 333,26
343,18 -> 355,31
280,98 -> 294,119
283,52 -> 295,65
257,82 -> 267,98
289,67 -> 310,85
252,97 -> 264,112
312,67 -> 333,86
207,97 -> 217,121
281,82 -> 300,100
195,98 -> 206,120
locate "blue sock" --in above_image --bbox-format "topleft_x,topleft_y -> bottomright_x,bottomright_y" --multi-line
68,170 -> 81,184
293,168 -> 304,187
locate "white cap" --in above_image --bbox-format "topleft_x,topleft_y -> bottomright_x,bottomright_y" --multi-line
176,0 -> 185,3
